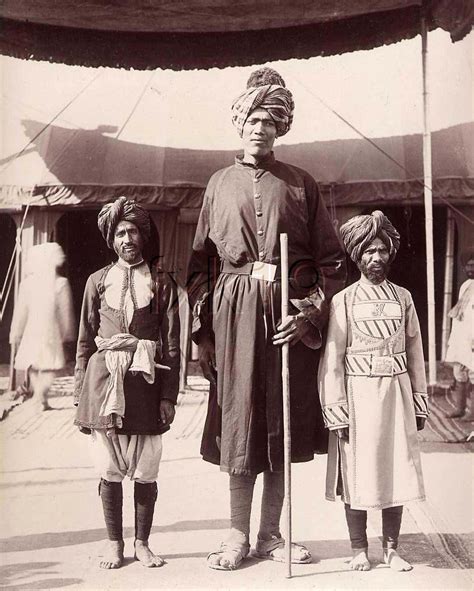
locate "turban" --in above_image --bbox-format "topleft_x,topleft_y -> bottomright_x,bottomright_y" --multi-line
98,196 -> 151,249
460,248 -> 474,267
339,210 -> 400,263
231,67 -> 294,137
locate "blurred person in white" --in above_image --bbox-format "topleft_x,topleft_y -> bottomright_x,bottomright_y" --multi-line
444,249 -> 474,420
9,242 -> 75,411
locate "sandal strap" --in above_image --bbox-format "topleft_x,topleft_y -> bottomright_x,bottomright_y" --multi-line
207,540 -> 250,560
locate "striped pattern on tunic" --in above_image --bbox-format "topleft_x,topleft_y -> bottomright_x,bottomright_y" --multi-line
353,282 -> 402,339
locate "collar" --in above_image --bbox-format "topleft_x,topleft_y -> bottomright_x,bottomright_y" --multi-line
235,151 -> 276,170
116,258 -> 146,270
358,275 -> 388,287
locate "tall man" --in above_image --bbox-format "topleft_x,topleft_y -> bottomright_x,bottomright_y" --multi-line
74,197 -> 180,569
188,68 -> 346,570
319,210 -> 429,572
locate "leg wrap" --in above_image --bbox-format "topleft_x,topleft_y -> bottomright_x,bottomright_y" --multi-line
134,481 -> 158,542
99,478 -> 123,541
229,474 -> 256,539
344,504 -> 368,550
258,471 -> 284,539
382,505 -> 403,550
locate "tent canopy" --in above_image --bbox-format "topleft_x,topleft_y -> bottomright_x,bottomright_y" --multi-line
0,119 -> 472,210
1,1 -> 472,69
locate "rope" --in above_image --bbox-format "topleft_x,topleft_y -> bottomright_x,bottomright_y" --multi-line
0,70 -> 103,177
115,70 -> 157,140
289,74 -> 474,226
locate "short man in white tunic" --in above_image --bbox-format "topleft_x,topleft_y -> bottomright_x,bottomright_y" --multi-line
319,210 -> 429,572
444,250 -> 474,420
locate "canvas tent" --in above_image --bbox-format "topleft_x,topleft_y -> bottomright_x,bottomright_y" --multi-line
1,1 -> 472,69
1,1 -> 472,383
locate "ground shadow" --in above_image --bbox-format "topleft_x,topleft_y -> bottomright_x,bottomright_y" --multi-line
298,531 -> 473,577
0,561 -> 82,590
0,519 -> 229,552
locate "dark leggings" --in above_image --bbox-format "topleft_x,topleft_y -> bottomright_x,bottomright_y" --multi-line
344,504 -> 403,550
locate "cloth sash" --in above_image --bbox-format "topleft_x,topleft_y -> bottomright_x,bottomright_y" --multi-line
95,333 -> 157,427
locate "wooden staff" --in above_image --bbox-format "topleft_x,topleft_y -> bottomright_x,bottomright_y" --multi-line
280,233 -> 292,578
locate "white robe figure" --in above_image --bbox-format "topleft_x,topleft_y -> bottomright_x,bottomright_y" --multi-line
318,279 -> 429,510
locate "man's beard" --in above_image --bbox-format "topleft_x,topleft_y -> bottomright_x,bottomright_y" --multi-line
357,260 -> 390,284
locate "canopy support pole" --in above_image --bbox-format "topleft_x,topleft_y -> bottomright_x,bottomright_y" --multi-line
441,209 -> 455,360
421,15 -> 437,386
8,226 -> 22,391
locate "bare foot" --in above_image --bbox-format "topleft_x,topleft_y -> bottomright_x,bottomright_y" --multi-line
99,540 -> 124,569
348,549 -> 371,571
134,539 -> 164,567
384,549 -> 413,571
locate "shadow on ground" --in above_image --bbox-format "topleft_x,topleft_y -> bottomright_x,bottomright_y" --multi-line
0,561 -> 82,590
0,519 -> 229,552
301,532 -> 474,571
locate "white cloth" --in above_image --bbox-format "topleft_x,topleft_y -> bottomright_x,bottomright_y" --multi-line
95,334 -> 157,425
319,280 -> 427,510
445,279 -> 473,370
90,431 -> 162,482
11,276 -> 75,371
103,260 -> 153,328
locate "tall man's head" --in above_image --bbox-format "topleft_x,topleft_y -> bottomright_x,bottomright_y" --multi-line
339,210 -> 400,284
231,67 -> 295,163
98,196 -> 151,264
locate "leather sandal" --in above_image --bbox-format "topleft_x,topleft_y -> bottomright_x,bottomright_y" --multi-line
207,540 -> 250,571
254,535 -> 312,563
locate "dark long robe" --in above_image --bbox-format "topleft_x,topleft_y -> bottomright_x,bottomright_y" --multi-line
188,153 -> 346,475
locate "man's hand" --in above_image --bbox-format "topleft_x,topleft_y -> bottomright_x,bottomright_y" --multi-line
160,399 -> 176,428
198,336 -> 217,385
272,313 -> 312,346
335,427 -> 349,441
416,416 -> 426,431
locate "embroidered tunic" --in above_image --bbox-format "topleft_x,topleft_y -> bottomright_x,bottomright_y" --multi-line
318,279 -> 428,510
74,260 -> 180,434
188,153 -> 346,475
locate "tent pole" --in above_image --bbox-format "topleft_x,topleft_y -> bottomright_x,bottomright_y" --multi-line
441,209 -> 455,359
421,14 -> 437,385
8,226 -> 22,391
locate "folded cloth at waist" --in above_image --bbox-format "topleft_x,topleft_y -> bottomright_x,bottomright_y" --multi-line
220,259 -> 319,284
345,352 -> 407,377
95,333 -> 157,427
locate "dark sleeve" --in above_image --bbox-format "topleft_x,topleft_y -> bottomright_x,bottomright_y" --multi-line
290,174 -> 347,348
156,272 -> 181,404
186,177 -> 220,345
74,274 -> 100,405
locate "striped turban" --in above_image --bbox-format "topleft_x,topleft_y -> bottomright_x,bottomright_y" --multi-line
97,196 -> 151,249
231,67 -> 295,138
339,210 -> 400,263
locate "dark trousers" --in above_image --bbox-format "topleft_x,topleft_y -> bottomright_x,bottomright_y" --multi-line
344,504 -> 403,550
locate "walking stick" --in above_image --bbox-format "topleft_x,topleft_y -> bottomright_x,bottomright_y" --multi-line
280,233 -> 292,578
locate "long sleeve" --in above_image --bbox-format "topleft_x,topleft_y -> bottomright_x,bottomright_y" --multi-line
187,181 -> 220,345
290,175 -> 347,349
405,292 -> 429,418
155,271 -> 181,404
74,275 -> 100,405
318,291 -> 350,429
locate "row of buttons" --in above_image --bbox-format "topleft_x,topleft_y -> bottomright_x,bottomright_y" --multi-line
254,182 -> 264,257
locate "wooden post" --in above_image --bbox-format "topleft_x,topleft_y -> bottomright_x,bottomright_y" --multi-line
8,226 -> 22,391
421,15 -> 437,385
280,233 -> 292,578
441,209 -> 455,359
